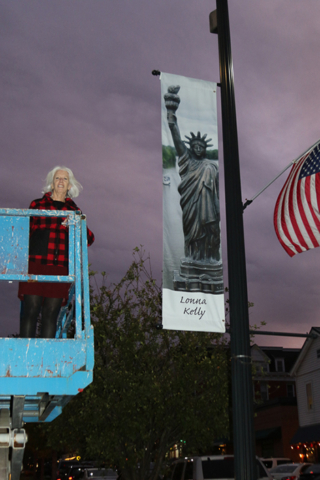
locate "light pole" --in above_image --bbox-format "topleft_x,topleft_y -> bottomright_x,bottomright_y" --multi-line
210,2 -> 257,479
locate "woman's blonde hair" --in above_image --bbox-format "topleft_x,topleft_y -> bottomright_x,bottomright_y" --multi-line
43,166 -> 83,198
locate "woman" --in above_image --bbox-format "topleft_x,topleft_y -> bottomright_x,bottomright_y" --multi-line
18,166 -> 95,338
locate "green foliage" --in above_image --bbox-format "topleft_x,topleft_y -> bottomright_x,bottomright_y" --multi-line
162,146 -> 218,168
47,249 -> 230,480
206,149 -> 218,160
162,145 -> 176,168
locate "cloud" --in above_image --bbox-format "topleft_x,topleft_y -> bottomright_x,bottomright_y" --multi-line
0,0 -> 320,347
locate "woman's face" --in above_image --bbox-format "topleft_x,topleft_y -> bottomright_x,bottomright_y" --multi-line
52,169 -> 71,197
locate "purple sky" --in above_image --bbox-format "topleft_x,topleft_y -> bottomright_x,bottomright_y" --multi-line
0,0 -> 319,347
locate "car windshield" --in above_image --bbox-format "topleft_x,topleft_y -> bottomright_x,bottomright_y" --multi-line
202,459 -> 234,479
270,465 -> 297,474
202,458 -> 266,479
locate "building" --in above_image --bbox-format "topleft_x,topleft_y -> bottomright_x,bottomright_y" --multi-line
290,327 -> 320,463
251,344 -> 300,461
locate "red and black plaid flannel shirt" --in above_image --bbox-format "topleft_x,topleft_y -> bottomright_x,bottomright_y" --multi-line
29,192 -> 95,268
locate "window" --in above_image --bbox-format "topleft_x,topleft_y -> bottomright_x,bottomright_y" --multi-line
287,383 -> 295,398
260,362 -> 269,373
202,459 -> 234,479
306,383 -> 313,411
254,361 -> 269,374
275,358 -> 285,372
200,458 -> 270,479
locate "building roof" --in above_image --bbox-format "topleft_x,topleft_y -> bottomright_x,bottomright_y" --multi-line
261,347 -> 300,372
290,327 -> 320,376
251,344 -> 300,375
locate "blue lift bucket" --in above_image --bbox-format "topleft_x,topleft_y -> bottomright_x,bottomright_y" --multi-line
0,208 -> 94,479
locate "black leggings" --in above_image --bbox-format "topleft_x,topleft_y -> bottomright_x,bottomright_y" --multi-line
20,295 -> 63,338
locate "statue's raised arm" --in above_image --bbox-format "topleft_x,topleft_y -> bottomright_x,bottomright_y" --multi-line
164,86 -> 187,158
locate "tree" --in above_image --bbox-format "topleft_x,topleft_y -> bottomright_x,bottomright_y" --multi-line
206,149 -> 219,160
161,146 -> 219,167
162,145 -> 176,168
47,248 -> 230,480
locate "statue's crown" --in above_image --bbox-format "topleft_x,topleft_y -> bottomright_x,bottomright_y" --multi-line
184,132 -> 213,149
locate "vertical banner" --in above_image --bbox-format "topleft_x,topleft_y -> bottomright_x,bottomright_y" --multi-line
161,72 -> 225,332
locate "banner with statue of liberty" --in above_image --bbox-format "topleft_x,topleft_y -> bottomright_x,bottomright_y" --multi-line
160,72 -> 225,332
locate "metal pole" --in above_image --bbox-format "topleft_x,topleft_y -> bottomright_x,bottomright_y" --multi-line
227,328 -> 318,339
210,3 -> 257,480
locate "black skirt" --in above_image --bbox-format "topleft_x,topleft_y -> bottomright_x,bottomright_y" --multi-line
18,261 -> 71,306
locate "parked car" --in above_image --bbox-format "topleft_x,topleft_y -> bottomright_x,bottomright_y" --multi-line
269,463 -> 312,480
56,461 -> 95,480
57,460 -> 81,479
164,455 -> 272,480
299,464 -> 320,480
64,464 -> 95,480
260,458 -> 293,470
79,468 -> 118,479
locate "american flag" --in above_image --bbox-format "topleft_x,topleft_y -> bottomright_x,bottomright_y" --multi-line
274,141 -> 320,257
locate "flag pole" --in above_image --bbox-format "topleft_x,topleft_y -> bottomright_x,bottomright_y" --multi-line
243,138 -> 320,211
242,161 -> 294,210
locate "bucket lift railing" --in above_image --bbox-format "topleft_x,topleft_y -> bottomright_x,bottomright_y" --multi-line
0,208 -> 94,480
0,208 -> 91,339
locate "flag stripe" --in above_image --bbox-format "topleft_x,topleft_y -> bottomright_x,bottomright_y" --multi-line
310,174 -> 320,236
281,160 -> 304,251
274,161 -> 301,256
289,165 -> 311,250
274,143 -> 320,257
301,176 -> 320,247
295,176 -> 317,248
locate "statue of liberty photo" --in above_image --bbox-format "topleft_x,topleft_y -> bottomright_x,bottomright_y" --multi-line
164,85 -> 223,294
